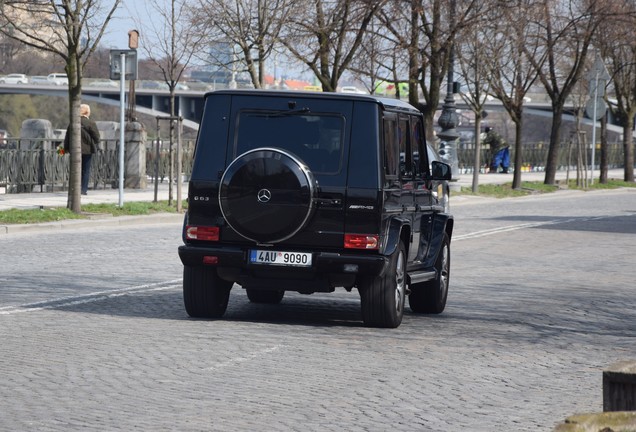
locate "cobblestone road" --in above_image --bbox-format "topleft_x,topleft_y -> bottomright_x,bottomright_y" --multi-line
1,188 -> 635,431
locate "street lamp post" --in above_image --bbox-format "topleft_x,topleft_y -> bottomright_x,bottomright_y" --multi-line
437,0 -> 460,179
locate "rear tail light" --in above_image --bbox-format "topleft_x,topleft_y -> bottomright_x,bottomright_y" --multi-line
344,234 -> 379,250
186,225 -> 219,241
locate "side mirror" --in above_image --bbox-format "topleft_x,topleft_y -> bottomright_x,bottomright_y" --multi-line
431,160 -> 452,180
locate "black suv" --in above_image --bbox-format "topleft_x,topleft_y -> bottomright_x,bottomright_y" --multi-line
178,90 -> 453,328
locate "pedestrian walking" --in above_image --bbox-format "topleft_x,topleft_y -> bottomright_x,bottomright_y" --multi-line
483,127 -> 510,173
64,103 -> 100,195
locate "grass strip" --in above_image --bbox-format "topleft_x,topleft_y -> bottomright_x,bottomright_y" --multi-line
458,178 -> 635,198
0,200 -> 187,225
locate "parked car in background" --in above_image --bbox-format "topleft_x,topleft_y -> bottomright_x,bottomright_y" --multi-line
339,86 -> 367,94
0,129 -> 9,148
137,80 -> 169,90
30,76 -> 50,85
84,78 -> 118,88
47,73 -> 68,86
184,80 -> 215,92
0,74 -> 28,84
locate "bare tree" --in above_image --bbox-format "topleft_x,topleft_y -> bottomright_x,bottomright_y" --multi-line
378,0 -> 485,142
523,0 -> 608,185
482,0 -> 541,189
597,1 -> 636,183
132,0 -> 202,103
83,46 -> 111,78
0,36 -> 65,75
347,14 -> 404,95
456,22 -> 491,193
0,0 -> 121,212
131,0 -> 204,208
191,0 -> 294,89
0,36 -> 25,73
568,78 -> 592,187
279,0 -> 386,92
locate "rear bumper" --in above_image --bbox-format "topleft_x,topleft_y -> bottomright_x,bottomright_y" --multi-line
178,244 -> 388,278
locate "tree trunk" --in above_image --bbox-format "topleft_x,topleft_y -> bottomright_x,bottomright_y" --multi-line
408,0 -> 419,109
421,59 -> 444,145
600,114 -> 607,184
168,93 -> 175,205
471,116 -> 482,193
544,104 -> 564,185
512,118 -> 523,189
66,54 -> 82,213
258,45 -> 265,88
624,116 -> 635,182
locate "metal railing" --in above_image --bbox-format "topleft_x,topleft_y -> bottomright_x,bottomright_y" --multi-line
146,140 -> 195,184
455,141 -> 627,174
0,138 -> 195,194
0,138 -> 630,193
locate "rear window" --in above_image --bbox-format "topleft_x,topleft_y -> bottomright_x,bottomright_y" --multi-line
234,110 -> 344,174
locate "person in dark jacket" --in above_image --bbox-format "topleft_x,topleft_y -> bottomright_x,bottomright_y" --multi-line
64,104 -> 100,194
483,126 -> 510,173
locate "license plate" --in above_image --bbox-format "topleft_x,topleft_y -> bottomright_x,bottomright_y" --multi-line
249,250 -> 312,267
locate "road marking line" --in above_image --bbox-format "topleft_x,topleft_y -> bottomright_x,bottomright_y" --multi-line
453,216 -> 606,241
0,279 -> 181,315
1,214 -> 618,314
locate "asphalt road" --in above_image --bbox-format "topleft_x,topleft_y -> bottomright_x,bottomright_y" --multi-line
1,187 -> 635,431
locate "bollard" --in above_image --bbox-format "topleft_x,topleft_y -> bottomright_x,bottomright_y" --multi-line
603,360 -> 636,412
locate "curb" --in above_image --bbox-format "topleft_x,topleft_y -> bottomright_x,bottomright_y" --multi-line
0,212 -> 184,235
554,411 -> 636,431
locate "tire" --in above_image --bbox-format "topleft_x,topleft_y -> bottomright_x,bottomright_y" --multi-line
246,289 -> 285,304
183,265 -> 233,318
409,233 -> 450,314
219,147 -> 316,244
359,241 -> 406,328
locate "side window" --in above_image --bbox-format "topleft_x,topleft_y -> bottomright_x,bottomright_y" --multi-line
410,115 -> 429,177
383,114 -> 398,178
398,116 -> 411,177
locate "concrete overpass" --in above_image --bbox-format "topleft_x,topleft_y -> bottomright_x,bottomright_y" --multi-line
0,82 -> 208,131
0,83 -> 630,137
455,95 -> 628,138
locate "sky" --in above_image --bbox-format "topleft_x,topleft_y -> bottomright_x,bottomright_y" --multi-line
98,0 -> 312,79
100,0 -> 147,50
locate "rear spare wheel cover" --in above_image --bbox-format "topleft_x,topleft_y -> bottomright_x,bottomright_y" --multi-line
219,147 -> 316,243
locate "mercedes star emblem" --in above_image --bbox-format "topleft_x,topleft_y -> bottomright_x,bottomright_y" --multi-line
257,189 -> 272,203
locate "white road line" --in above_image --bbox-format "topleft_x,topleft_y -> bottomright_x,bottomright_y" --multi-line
0,279 -> 181,315
453,220 -> 563,240
0,214 -> 617,315
453,216 -> 606,241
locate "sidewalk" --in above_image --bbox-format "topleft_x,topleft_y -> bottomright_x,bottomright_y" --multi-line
0,182 -> 184,211
0,168 -> 626,212
0,182 -> 186,235
453,168 -> 625,188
